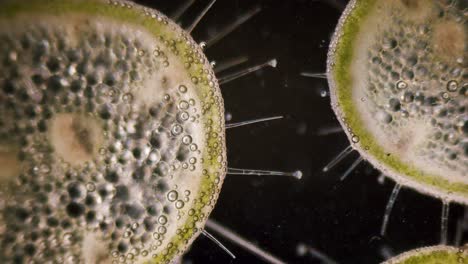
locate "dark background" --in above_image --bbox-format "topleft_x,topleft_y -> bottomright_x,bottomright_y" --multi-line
135,1 -> 466,263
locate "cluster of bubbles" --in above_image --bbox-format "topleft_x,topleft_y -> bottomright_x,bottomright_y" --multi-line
0,13 -> 209,263
364,1 -> 466,175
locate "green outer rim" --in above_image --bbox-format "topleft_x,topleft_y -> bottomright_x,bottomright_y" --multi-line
327,0 -> 468,203
382,245 -> 466,264
0,0 -> 227,263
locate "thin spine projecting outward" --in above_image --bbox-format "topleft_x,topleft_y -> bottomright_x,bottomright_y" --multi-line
219,59 -> 277,85
201,230 -> 236,259
205,219 -> 287,264
300,72 -> 328,79
226,116 -> 283,129
205,5 -> 262,48
225,117 -> 302,182
322,145 -> 354,172
178,2 -> 299,183
315,126 -> 343,136
214,56 -> 249,73
179,2 -> 302,262
380,183 -> 402,236
186,0 -> 216,33
171,0 -> 196,21
440,201 -> 450,245
340,156 -> 363,181
228,168 -> 303,180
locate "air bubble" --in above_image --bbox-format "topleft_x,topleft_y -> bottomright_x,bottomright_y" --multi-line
447,80 -> 458,92
178,85 -> 187,93
158,226 -> 167,234
199,42 -> 207,49
396,80 -> 407,89
178,111 -> 189,122
189,144 -> 198,151
86,182 -> 96,192
171,124 -> 183,136
153,232 -> 160,240
124,230 -> 132,238
179,100 -> 189,110
175,200 -> 185,209
158,216 -> 167,225
167,190 -> 178,202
